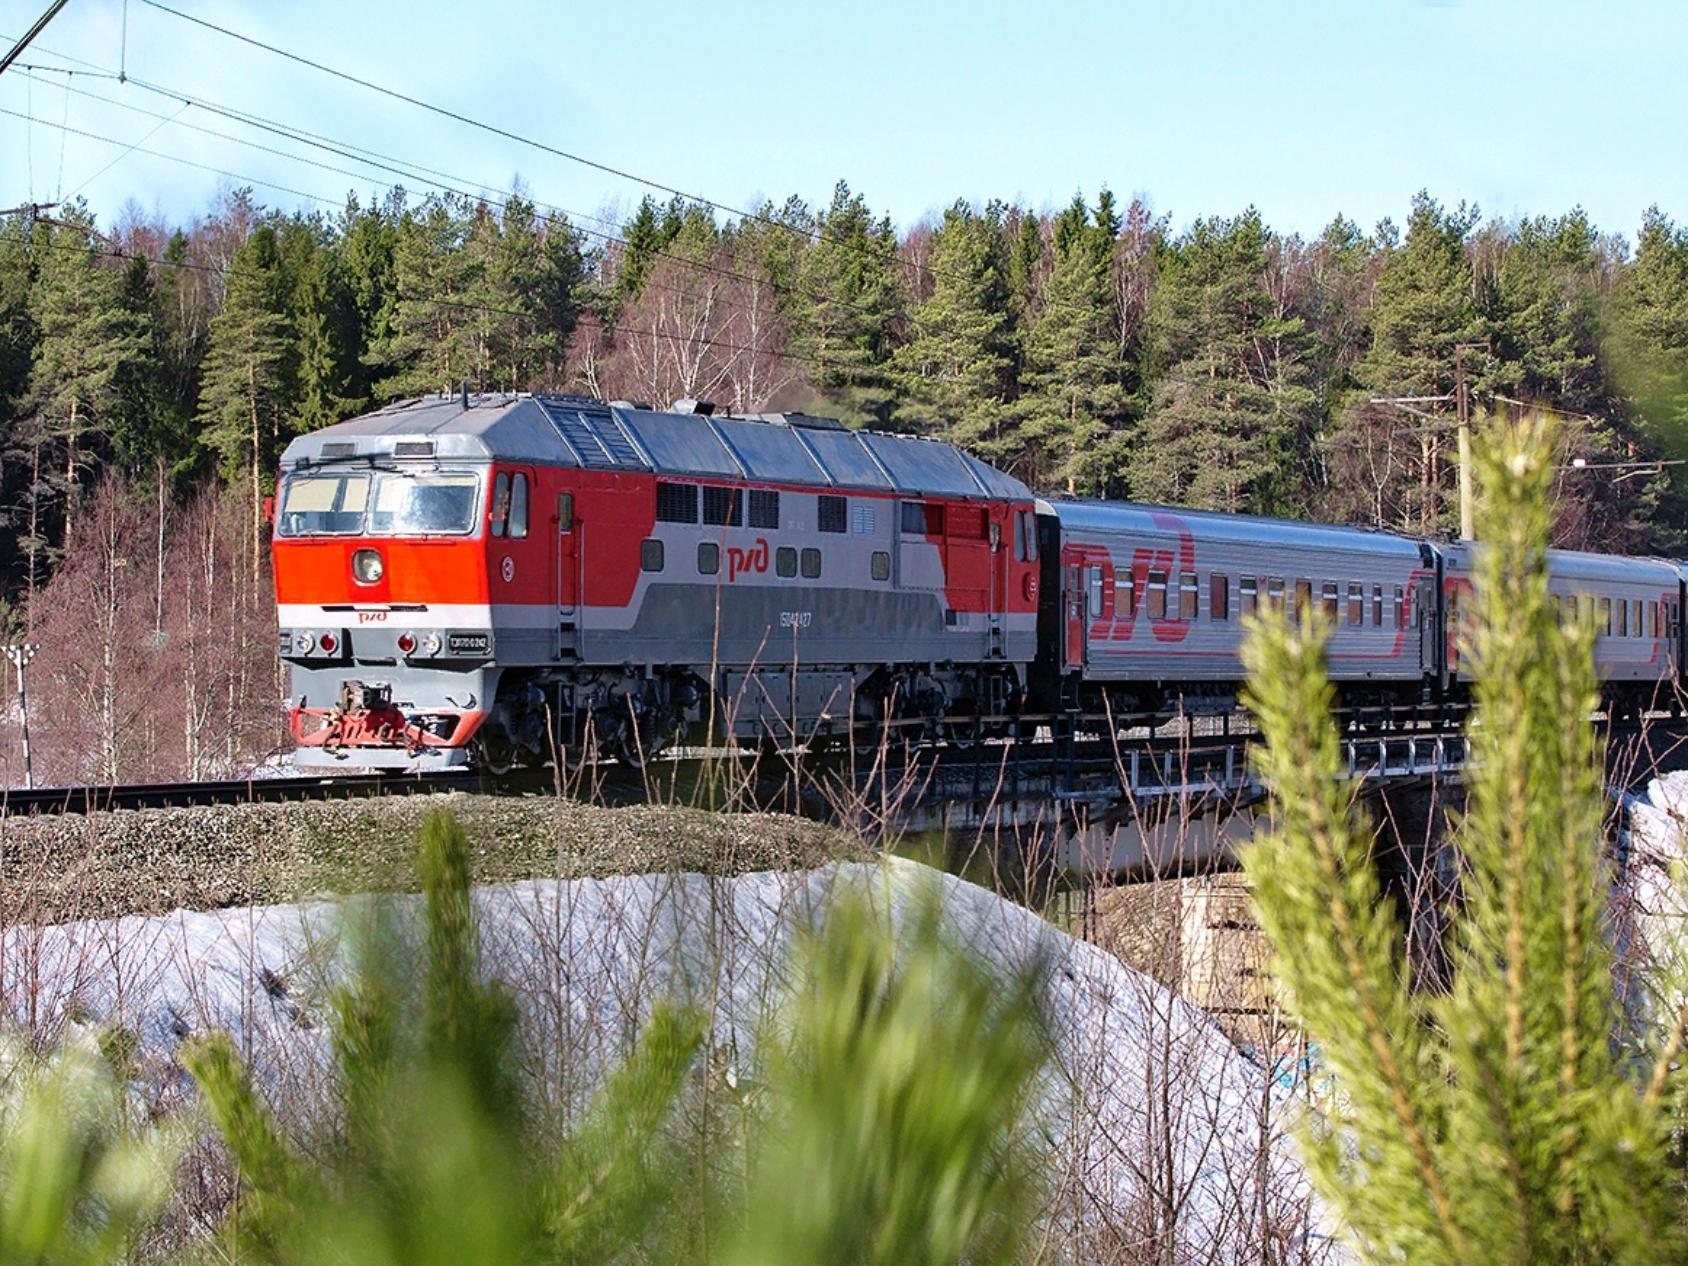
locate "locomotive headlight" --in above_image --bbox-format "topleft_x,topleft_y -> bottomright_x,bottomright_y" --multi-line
421,632 -> 442,656
352,548 -> 384,585
295,631 -> 315,655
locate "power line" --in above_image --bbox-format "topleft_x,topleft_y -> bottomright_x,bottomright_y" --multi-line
6,69 -> 904,335
0,0 -> 71,79
130,0 -> 968,290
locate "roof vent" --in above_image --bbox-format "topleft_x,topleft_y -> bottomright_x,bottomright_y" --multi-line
320,442 -> 357,458
756,412 -> 846,432
671,398 -> 717,416
393,441 -> 436,459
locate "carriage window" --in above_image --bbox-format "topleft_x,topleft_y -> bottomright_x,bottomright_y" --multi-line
801,547 -> 822,579
556,492 -> 573,532
656,481 -> 698,524
747,489 -> 779,530
1294,579 -> 1313,615
1320,581 -> 1339,622
1394,585 -> 1406,629
1599,597 -> 1612,635
1347,583 -> 1364,627
1634,599 -> 1644,637
509,473 -> 529,539
1550,593 -> 1562,624
1148,570 -> 1168,619
819,495 -> 847,534
1372,584 -> 1384,627
1266,577 -> 1286,612
776,546 -> 797,578
1240,576 -> 1258,616
1116,572 -> 1136,618
1210,573 -> 1229,621
1651,601 -> 1660,638
1618,599 -> 1629,637
698,542 -> 720,575
703,486 -> 743,527
871,550 -> 891,581
1180,571 -> 1199,620
490,472 -> 510,538
640,538 -> 663,572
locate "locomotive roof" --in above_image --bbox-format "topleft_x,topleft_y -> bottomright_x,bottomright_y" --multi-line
279,394 -> 1033,502
1048,497 -> 1429,557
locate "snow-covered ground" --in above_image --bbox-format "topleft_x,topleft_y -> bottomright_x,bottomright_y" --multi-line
0,856 -> 1324,1260
1619,771 -> 1688,1013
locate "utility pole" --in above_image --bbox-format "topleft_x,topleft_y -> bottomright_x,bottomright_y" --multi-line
0,0 -> 73,80
3,643 -> 39,790
1453,342 -> 1488,541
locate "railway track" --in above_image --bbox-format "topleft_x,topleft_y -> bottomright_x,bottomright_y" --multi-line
3,704 -> 1677,822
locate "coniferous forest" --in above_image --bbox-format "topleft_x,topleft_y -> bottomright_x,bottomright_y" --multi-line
7,181 -> 1688,631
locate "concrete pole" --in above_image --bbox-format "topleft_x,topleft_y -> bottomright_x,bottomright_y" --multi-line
1456,344 -> 1474,542
4,644 -> 38,790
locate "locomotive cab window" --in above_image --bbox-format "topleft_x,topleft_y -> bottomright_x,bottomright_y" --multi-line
640,539 -> 664,572
276,472 -> 370,536
1147,571 -> 1168,619
490,472 -> 510,538
871,551 -> 891,582
800,547 -> 822,579
698,542 -> 720,575
509,473 -> 529,539
556,492 -> 573,532
1013,510 -> 1039,562
776,547 -> 797,578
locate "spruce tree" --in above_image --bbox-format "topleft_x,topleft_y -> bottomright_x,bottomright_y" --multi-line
197,224 -> 294,544
790,182 -> 903,426
891,201 -> 1016,458
1020,192 -> 1127,494
1242,414 -> 1688,1263
1130,209 -> 1314,513
27,212 -> 153,541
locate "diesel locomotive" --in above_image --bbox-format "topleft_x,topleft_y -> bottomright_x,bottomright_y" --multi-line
272,393 -> 1685,770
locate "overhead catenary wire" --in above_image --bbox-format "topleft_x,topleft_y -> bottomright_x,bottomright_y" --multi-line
6,62 -> 908,332
129,0 -> 976,290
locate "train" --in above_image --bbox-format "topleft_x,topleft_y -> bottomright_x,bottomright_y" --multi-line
271,393 -> 1685,771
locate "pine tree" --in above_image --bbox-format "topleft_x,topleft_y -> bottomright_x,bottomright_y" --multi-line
27,212 -> 153,544
1242,414 -> 1688,1263
369,196 -> 479,396
1019,192 -> 1127,493
197,224 -> 294,549
892,201 -> 1016,457
1130,209 -> 1315,513
790,182 -> 903,426
1609,206 -> 1688,456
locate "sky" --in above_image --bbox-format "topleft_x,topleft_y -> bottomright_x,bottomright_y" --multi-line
1,0 -> 1683,244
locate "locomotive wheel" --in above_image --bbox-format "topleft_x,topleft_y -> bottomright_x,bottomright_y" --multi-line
473,727 -> 518,777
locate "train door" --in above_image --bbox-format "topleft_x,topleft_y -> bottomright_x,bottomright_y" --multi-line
987,515 -> 1005,658
556,488 -> 579,656
1062,550 -> 1087,671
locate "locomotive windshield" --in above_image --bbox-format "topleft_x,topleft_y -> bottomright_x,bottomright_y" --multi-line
276,470 -> 482,537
